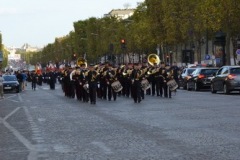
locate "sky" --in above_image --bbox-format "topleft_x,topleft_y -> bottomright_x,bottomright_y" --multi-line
0,0 -> 143,48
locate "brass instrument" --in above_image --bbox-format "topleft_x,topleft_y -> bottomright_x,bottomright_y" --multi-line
120,65 -> 125,69
77,57 -> 87,67
123,69 -> 132,76
148,54 -> 160,66
147,66 -> 160,76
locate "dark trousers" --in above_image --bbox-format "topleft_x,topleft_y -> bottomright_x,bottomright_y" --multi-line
101,83 -> 107,99
164,83 -> 171,98
124,79 -> 131,97
107,84 -> 117,100
132,80 -> 141,102
32,82 -> 36,90
76,83 -> 82,101
151,80 -> 156,96
89,83 -> 97,103
158,82 -> 164,97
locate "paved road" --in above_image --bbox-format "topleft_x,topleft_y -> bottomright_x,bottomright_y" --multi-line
0,82 -> 240,160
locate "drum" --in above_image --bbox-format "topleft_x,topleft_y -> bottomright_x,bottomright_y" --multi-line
141,79 -> 151,90
167,79 -> 178,91
83,83 -> 89,93
111,80 -> 123,92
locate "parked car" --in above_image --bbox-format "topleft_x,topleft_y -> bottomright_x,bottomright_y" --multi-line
2,75 -> 20,93
179,68 -> 196,89
211,66 -> 240,94
186,67 -> 219,91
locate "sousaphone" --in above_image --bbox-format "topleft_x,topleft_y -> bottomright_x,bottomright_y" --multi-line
147,54 -> 160,66
77,57 -> 87,67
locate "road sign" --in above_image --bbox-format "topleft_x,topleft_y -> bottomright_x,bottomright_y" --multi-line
205,54 -> 210,60
237,54 -> 240,61
236,49 -> 240,55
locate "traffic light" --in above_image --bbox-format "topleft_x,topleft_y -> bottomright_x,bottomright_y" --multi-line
121,39 -> 126,49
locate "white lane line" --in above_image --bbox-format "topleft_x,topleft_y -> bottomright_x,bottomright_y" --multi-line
18,93 -> 23,102
91,141 -> 113,154
6,95 -> 17,99
2,120 -> 35,150
8,99 -> 20,102
3,107 -> 21,121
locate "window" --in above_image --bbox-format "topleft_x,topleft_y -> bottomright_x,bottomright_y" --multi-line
230,68 -> 240,74
216,68 -> 223,75
221,68 -> 229,75
187,69 -> 195,75
201,69 -> 218,75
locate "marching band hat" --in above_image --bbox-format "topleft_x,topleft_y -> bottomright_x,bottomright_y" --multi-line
89,63 -> 95,67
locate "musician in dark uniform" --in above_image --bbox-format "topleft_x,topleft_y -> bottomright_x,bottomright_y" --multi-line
158,62 -> 167,97
100,62 -> 109,100
87,64 -> 98,105
116,66 -> 124,97
106,65 -> 117,101
74,67 -> 81,100
170,62 -> 180,89
124,63 -> 133,98
79,64 -> 89,102
131,63 -> 142,103
49,70 -> 56,90
65,66 -> 72,97
151,63 -> 159,96
164,64 -> 172,98
140,64 -> 147,100
68,67 -> 75,98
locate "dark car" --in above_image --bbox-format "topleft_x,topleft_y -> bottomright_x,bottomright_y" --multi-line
186,67 -> 219,91
179,68 -> 196,89
211,66 -> 240,94
3,75 -> 20,93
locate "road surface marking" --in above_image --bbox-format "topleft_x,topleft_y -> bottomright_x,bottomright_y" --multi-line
3,107 -> 21,121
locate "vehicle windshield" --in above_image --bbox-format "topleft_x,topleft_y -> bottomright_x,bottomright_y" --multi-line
200,69 -> 218,75
3,76 -> 17,81
187,69 -> 195,74
230,68 -> 240,74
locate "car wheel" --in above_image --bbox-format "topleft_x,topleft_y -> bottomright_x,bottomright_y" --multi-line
223,84 -> 230,94
194,82 -> 199,91
187,82 -> 190,91
211,83 -> 217,94
183,85 -> 187,90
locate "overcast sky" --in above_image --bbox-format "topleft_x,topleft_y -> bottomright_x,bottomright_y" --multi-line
0,0 -> 143,48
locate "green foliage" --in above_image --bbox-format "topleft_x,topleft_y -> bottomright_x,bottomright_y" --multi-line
33,0 -> 240,65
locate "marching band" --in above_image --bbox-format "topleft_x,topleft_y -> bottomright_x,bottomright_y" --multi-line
57,54 -> 179,105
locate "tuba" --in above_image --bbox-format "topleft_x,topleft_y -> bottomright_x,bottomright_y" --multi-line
77,57 -> 87,67
147,54 -> 160,66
